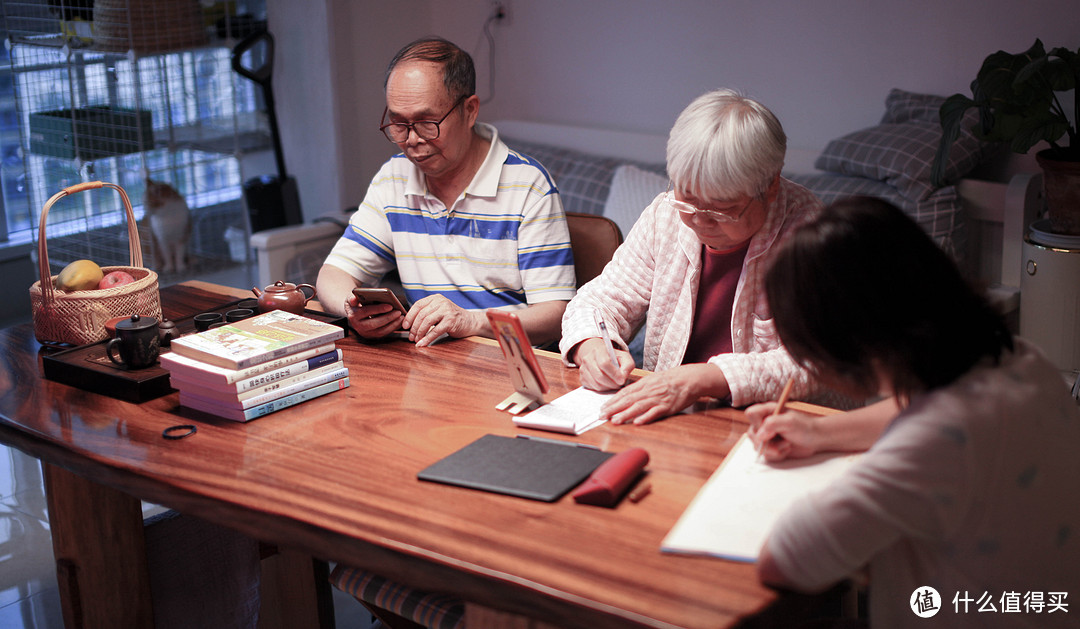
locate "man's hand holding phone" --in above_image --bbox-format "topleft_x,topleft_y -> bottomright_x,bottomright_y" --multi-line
348,288 -> 407,339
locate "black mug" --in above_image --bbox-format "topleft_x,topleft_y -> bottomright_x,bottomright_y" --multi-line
236,298 -> 260,311
106,314 -> 160,369
225,308 -> 254,322
193,312 -> 224,331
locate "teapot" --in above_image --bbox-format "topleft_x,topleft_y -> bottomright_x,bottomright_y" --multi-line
251,280 -> 317,315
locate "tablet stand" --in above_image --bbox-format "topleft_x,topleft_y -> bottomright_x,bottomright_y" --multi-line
495,390 -> 544,414
487,311 -> 549,415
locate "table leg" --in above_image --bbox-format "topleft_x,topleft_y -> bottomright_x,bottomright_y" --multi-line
257,547 -> 336,629
44,463 -> 154,629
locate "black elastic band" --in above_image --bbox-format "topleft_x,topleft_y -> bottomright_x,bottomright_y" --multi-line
163,425 -> 197,440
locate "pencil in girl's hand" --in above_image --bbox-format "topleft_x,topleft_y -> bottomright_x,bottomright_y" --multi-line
758,377 -> 795,461
773,377 -> 795,416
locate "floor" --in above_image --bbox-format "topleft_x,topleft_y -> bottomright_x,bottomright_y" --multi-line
0,261 -> 374,629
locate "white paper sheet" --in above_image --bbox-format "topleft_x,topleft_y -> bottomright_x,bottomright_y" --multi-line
513,386 -> 615,435
661,434 -> 862,562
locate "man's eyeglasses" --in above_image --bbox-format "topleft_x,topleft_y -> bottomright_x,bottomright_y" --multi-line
379,94 -> 467,143
663,188 -> 753,223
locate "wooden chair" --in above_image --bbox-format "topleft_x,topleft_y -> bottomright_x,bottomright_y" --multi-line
565,212 -> 623,288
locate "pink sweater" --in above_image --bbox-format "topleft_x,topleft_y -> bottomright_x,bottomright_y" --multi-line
559,178 -> 828,406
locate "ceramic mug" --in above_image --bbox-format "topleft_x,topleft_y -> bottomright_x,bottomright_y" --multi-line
106,314 -> 160,369
236,298 -> 260,311
225,308 -> 254,322
193,312 -> 224,331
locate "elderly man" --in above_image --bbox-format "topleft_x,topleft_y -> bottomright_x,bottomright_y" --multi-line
317,37 -> 575,347
561,88 -> 831,425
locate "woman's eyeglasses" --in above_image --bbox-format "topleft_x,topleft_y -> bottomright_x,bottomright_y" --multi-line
663,188 -> 753,223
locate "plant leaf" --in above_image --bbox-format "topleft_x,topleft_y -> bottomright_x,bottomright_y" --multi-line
1011,114 -> 1070,153
933,94 -> 975,186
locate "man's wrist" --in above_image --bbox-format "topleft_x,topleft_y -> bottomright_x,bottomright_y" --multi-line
473,310 -> 492,338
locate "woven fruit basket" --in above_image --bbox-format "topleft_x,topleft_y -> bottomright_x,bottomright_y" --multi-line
93,0 -> 209,54
29,182 -> 162,347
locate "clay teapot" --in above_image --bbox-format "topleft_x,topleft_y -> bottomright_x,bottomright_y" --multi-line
251,280 -> 317,315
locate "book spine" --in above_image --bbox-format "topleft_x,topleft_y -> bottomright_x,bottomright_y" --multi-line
160,344 -> 338,385
241,376 -> 350,421
172,360 -> 345,405
180,364 -> 349,409
234,351 -> 342,393
181,376 -> 350,422
242,366 -> 349,407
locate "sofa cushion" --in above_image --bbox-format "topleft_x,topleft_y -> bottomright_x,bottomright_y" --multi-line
814,89 -> 992,202
604,164 -> 669,238
881,87 -> 953,125
505,139 -> 619,215
788,172 -> 964,259
504,138 -> 665,217
330,564 -> 463,629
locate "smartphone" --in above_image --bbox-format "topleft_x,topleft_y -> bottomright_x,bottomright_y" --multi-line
352,287 -> 407,315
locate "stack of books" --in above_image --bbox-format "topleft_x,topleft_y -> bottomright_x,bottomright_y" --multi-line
160,310 -> 349,422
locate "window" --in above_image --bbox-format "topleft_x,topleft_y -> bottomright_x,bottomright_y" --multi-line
0,24 -> 28,245
1,0 -> 269,280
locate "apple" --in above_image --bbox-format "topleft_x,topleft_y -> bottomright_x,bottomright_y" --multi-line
98,270 -> 136,290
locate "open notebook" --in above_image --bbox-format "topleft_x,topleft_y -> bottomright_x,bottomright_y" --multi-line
513,386 -> 614,435
661,433 -> 862,563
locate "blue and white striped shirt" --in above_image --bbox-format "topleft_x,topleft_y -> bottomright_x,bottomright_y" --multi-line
325,123 -> 576,310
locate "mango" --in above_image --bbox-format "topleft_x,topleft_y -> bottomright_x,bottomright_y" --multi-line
56,259 -> 104,292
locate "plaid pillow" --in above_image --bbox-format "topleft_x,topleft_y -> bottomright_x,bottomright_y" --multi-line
881,88 -> 951,124
788,172 -> 965,260
814,120 -> 989,202
504,139 -> 621,215
815,89 -> 995,202
504,137 -> 666,216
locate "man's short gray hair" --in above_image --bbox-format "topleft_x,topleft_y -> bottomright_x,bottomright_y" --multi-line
666,89 -> 786,201
384,37 -> 476,101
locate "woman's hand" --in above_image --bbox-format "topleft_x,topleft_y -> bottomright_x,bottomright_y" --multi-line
600,363 -> 729,426
572,337 -> 635,391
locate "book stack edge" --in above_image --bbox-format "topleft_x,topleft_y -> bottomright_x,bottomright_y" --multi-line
160,311 -> 350,422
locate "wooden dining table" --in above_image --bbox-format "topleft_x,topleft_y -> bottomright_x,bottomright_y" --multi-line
0,281 -> 833,629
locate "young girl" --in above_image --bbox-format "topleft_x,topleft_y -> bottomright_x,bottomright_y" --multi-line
753,197 -> 1080,628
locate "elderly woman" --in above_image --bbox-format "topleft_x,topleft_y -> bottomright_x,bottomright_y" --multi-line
560,88 -> 827,425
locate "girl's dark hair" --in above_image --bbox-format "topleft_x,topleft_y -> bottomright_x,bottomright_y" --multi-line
384,37 -> 476,101
765,196 -> 1013,402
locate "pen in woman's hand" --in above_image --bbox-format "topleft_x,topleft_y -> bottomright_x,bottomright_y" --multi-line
593,309 -> 621,370
758,377 -> 794,461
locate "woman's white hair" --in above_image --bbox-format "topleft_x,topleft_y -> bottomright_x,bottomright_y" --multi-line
666,88 -> 786,202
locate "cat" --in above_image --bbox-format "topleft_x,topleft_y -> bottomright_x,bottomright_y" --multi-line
143,178 -> 192,274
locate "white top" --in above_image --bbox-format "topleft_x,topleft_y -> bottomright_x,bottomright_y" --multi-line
767,338 -> 1080,628
324,123 -> 577,310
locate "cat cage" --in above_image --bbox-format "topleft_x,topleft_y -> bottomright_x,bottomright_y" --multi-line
0,0 -> 270,284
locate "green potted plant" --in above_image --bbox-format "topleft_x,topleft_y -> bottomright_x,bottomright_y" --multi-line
933,39 -> 1080,234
